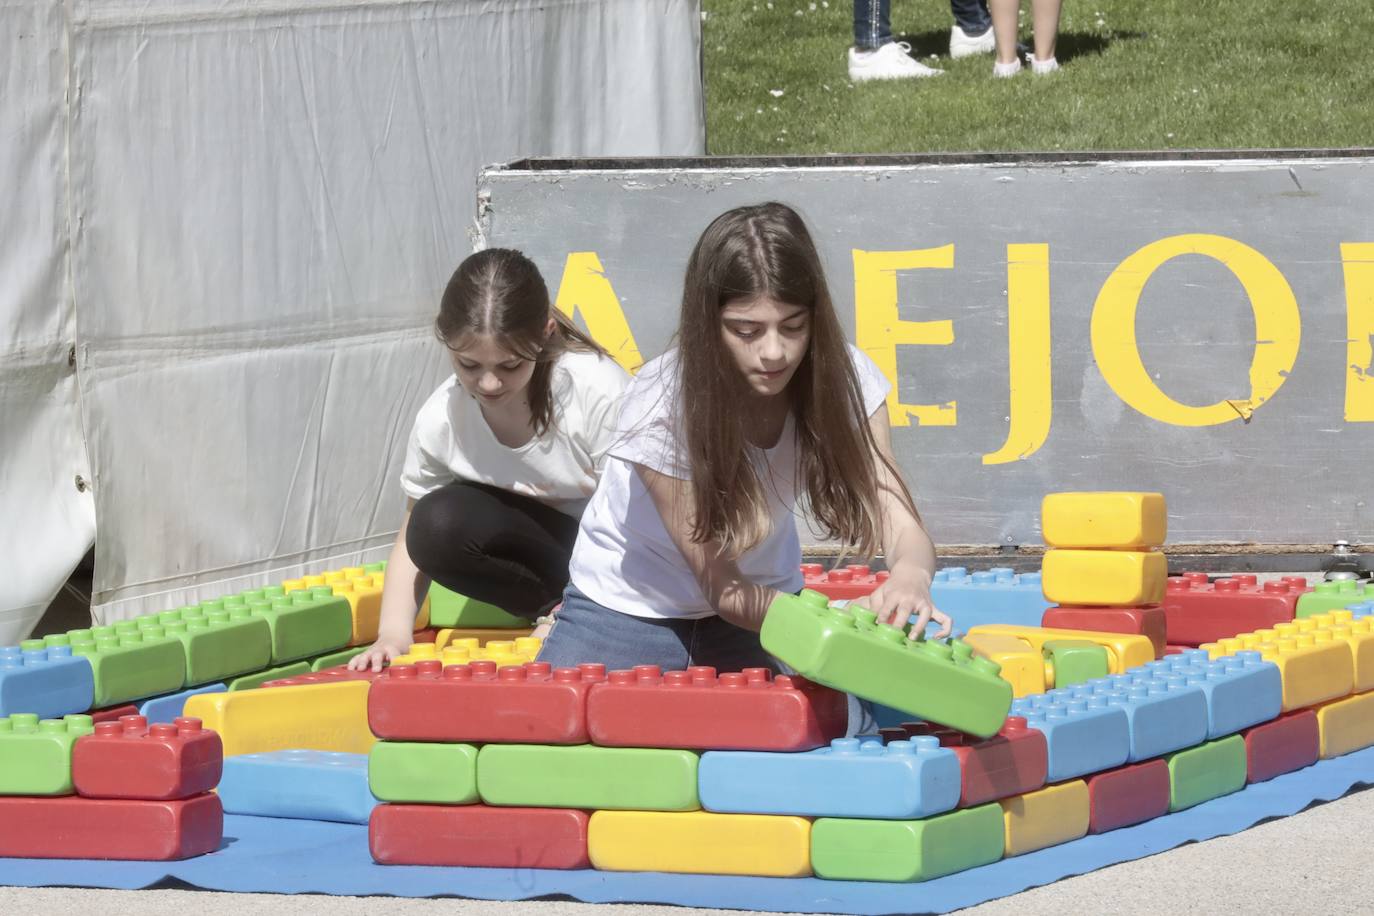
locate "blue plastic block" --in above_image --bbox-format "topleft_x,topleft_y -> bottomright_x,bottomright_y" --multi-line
1011,693 -> 1129,781
0,643 -> 95,719
1347,602 -> 1374,620
1139,649 -> 1283,739
138,683 -> 228,724
1047,672 -> 1209,762
217,749 -> 377,824
932,567 -> 1050,633
699,736 -> 961,819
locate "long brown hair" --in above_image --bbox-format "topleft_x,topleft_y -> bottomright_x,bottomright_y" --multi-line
436,248 -> 606,435
677,202 -> 918,558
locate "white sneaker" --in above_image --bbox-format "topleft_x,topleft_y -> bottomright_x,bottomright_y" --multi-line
992,57 -> 1022,78
1030,56 -> 1060,75
950,25 -> 995,59
848,41 -> 944,82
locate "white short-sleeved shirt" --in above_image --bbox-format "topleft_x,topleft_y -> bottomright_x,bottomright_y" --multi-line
569,345 -> 892,619
400,350 -> 630,518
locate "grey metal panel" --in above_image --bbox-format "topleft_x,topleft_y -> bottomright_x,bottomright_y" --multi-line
479,155 -> 1374,547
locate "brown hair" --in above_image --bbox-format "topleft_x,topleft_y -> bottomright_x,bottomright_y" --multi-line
436,248 -> 606,436
676,202 -> 917,557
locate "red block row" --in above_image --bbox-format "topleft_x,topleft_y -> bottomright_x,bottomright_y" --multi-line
884,717 -> 1048,807
1041,606 -> 1169,659
367,661 -> 848,751
73,715 -> 223,801
799,563 -> 887,601
370,804 -> 589,869
1245,709 -> 1320,783
1087,759 -> 1170,833
1163,572 -> 1309,646
263,665 -> 382,688
0,793 -> 223,860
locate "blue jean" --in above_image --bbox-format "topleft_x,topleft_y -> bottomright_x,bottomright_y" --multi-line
853,0 -> 991,49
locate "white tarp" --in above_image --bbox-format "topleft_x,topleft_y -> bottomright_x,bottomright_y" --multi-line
1,0 -> 704,635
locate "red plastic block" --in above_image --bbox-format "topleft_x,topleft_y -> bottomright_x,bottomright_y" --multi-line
370,803 -> 589,868
88,703 -> 141,724
799,563 -> 888,601
262,665 -> 382,688
1163,645 -> 1190,656
72,715 -> 223,801
1163,573 -> 1308,646
1244,709 -> 1320,783
368,660 -> 607,744
586,666 -> 848,751
1041,606 -> 1169,659
1086,759 -> 1170,833
412,627 -> 440,644
896,716 -> 1048,807
0,793 -> 222,860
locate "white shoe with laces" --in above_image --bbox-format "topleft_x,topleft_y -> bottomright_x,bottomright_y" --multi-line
949,25 -> 995,58
848,41 -> 945,82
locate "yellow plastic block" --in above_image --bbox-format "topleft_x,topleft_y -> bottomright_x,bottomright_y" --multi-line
1041,492 -> 1167,550
1315,691 -> 1374,758
415,590 -> 431,630
336,575 -> 385,647
1202,624 -> 1354,712
435,627 -> 537,650
183,681 -> 374,757
1041,549 -> 1167,606
964,632 -> 1047,697
1000,780 -> 1090,857
588,811 -> 811,877
1298,613 -> 1374,692
392,637 -> 542,668
966,625 -> 1154,676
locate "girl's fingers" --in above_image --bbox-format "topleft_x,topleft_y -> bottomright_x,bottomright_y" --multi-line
929,609 -> 953,640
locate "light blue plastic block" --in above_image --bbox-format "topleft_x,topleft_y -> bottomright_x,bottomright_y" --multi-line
699,736 -> 961,819
217,749 -> 377,824
1347,601 -> 1374,620
0,644 -> 95,719
1050,672 -> 1209,761
932,567 -> 1050,633
1011,693 -> 1129,782
1139,649 -> 1283,739
138,683 -> 228,724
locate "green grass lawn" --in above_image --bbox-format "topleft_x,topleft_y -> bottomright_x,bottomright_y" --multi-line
702,0 -> 1374,154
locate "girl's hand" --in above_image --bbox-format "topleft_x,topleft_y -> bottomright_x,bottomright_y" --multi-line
852,566 -> 952,640
347,633 -> 413,672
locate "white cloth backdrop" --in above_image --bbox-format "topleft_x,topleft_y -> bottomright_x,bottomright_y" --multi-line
0,0 -> 705,636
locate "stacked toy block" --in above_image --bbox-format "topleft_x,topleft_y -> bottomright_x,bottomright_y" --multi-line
799,563 -> 1049,630
1038,492 -> 1169,659
218,749 -> 377,824
0,713 -> 223,859
964,624 -> 1155,697
392,636 -> 542,668
367,659 -> 849,874
1164,572 -> 1308,647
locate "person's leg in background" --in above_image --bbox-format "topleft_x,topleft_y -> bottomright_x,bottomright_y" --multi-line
949,0 -> 996,58
848,0 -> 944,82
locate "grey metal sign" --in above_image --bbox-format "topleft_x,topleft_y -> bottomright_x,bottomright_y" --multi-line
478,152 -> 1374,549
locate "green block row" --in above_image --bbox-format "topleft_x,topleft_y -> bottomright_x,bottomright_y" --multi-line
132,606 -> 271,686
1043,639 -> 1111,689
760,590 -> 1013,738
0,714 -> 95,796
368,742 -> 700,811
427,582 -> 528,629
228,661 -> 311,691
811,803 -> 1005,882
1168,734 -> 1247,811
310,646 -> 363,671
42,628 -> 186,707
1296,580 -> 1374,618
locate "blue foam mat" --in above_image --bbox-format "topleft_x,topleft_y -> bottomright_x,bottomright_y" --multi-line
4,745 -> 1374,915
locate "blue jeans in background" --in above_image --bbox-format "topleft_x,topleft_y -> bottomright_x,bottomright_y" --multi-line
853,0 -> 992,49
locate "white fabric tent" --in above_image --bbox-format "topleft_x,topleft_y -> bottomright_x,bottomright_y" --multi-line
0,0 -> 705,640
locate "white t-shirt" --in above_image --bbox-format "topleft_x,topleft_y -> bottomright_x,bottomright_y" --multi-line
569,345 -> 892,619
400,350 -> 630,518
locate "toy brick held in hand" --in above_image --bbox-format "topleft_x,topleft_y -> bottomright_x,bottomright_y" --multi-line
760,589 -> 1012,738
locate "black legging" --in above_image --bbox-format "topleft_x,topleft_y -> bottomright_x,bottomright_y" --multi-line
405,481 -> 580,620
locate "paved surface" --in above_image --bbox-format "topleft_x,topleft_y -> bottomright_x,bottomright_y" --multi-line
2,785 -> 1372,915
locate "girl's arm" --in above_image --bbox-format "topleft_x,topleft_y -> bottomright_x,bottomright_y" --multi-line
637,465 -> 777,631
349,500 -> 429,671
855,407 -> 953,639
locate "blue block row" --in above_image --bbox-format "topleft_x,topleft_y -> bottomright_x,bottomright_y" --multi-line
699,737 -> 961,819
1140,649 -> 1282,738
1011,694 -> 1130,781
932,567 -> 1049,633
218,750 -> 377,824
139,683 -> 228,723
1025,675 -> 1209,763
0,644 -> 94,719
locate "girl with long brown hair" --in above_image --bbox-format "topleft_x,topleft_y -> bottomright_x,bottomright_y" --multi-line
350,248 -> 629,671
537,202 -> 949,672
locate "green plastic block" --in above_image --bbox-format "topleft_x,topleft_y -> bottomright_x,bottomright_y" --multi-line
228,661 -> 311,691
1167,734 -> 1247,811
1043,639 -> 1110,689
135,606 -> 272,687
363,562 -> 386,574
1296,581 -> 1374,618
760,590 -> 1012,738
427,582 -> 528,628
477,744 -> 699,810
369,741 -> 479,803
245,587 -> 352,663
811,803 -> 1005,882
310,646 -> 364,671
56,626 -> 187,707
0,714 -> 96,795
